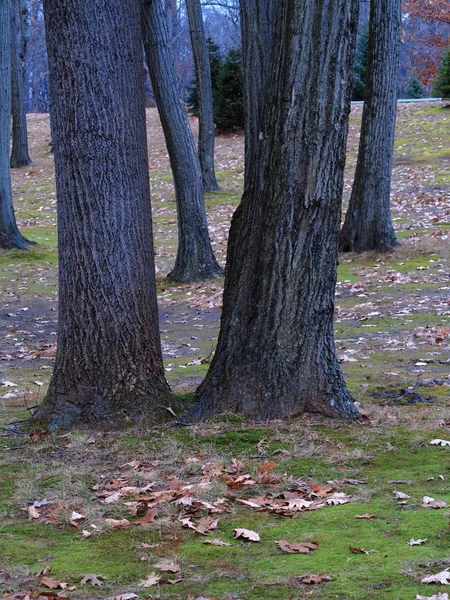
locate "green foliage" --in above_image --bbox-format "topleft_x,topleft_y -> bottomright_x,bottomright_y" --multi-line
406,71 -> 425,99
187,40 -> 244,131
432,48 -> 450,99
352,27 -> 369,101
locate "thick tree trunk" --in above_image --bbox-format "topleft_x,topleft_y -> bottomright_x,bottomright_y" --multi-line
184,0 -> 361,423
142,0 -> 223,283
10,7 -> 31,169
0,0 -> 31,249
239,0 -> 275,173
32,0 -> 178,431
339,0 -> 401,253
185,0 -> 219,192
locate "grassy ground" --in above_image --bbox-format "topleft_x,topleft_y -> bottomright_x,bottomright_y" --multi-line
0,103 -> 449,600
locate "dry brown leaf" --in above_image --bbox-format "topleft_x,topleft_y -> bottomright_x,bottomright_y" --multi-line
152,560 -> 180,573
421,568 -> 450,585
276,540 -> 318,553
40,577 -> 67,590
349,547 -> 370,555
203,538 -> 232,547
354,514 -> 377,520
36,566 -> 52,577
297,574 -> 333,584
80,574 -> 104,586
27,505 -> 40,519
104,518 -> 131,528
134,507 -> 158,525
139,572 -> 161,588
408,538 -> 428,545
233,528 -> 260,542
256,461 -> 278,474
394,491 -> 411,500
106,594 -> 139,600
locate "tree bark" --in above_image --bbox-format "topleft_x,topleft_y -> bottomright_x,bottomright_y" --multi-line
339,0 -> 401,253
142,0 -> 223,283
19,0 -> 31,95
239,0 -> 275,174
10,4 -> 32,169
32,0 -> 178,431
185,0 -> 220,192
0,0 -> 31,249
184,0 -> 361,423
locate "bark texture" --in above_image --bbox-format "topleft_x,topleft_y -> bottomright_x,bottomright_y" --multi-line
185,0 -> 219,192
33,0 -> 177,431
142,0 -> 223,283
185,0 -> 361,423
339,0 -> 401,253
0,0 -> 30,249
11,5 -> 31,169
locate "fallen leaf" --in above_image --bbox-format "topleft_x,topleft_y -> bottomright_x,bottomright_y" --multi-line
354,514 -> 377,520
36,566 -> 52,577
421,496 -> 448,509
256,461 -> 278,474
233,528 -> 260,542
40,577 -> 67,589
349,547 -> 372,555
297,574 -> 333,584
104,518 -> 131,528
30,429 -> 49,442
134,507 -> 158,525
139,572 -> 161,587
421,568 -> 450,584
276,540 -> 318,554
27,505 -> 40,519
394,491 -> 411,500
416,594 -> 449,599
80,574 -> 105,586
106,594 -> 139,600
429,439 -> 450,447
152,560 -> 180,573
408,538 -> 428,545
203,538 -> 232,546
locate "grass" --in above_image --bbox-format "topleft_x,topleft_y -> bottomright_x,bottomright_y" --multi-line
1,102 -> 450,599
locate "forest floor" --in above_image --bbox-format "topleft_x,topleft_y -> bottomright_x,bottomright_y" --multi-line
0,103 -> 449,600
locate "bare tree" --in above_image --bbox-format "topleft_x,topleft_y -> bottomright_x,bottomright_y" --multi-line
184,0 -> 361,423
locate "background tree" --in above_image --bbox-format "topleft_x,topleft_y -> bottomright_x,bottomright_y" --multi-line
352,27 -> 369,100
432,48 -> 450,98
340,0 -> 401,253
0,0 -> 32,249
214,48 -> 243,131
185,0 -> 219,191
142,0 -> 223,283
406,70 -> 425,98
184,0 -> 361,423
11,1 -> 32,169
33,0 -> 178,430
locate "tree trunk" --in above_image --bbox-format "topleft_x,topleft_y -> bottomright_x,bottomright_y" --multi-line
32,0 -> 178,431
185,0 -> 219,192
19,0 -> 31,96
239,0 -> 275,174
0,0 -> 31,249
10,5 -> 31,169
339,0 -> 401,253
184,0 -> 361,423
142,0 -> 223,283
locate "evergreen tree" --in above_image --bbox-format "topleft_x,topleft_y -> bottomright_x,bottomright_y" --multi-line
187,38 -> 221,116
215,48 -> 244,131
432,48 -> 450,99
406,71 -> 425,99
352,27 -> 369,101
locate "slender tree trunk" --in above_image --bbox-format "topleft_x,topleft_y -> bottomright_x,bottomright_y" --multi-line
19,0 -> 31,97
10,5 -> 31,169
0,0 -> 31,249
184,0 -> 361,423
32,0 -> 178,431
339,0 -> 401,253
142,0 -> 223,283
185,0 -> 219,192
239,0 -> 275,174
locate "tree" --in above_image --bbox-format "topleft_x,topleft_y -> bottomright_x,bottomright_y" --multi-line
32,0 -> 179,430
215,48 -> 244,131
352,27 -> 369,101
406,71 -> 425,98
185,0 -> 220,191
183,0 -> 361,423
142,0 -> 223,283
340,0 -> 401,253
432,48 -> 450,98
0,0 -> 31,249
186,37 -> 221,115
10,1 -> 32,169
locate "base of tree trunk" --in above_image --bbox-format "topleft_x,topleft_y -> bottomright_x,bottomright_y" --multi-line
0,231 -> 35,249
167,257 -> 224,283
339,225 -> 400,254
202,177 -> 220,193
180,369 -> 361,424
10,153 -> 32,169
31,384 -> 182,431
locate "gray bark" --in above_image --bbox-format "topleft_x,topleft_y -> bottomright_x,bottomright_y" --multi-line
33,0 -> 178,431
184,0 -> 361,423
10,4 -> 31,169
339,0 -> 401,253
142,0 -> 223,283
0,0 -> 31,249
185,0 -> 219,192
19,0 -> 31,96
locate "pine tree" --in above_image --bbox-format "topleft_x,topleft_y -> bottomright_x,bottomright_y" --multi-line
406,71 -> 425,99
352,27 -> 369,101
215,48 -> 244,132
432,48 -> 450,99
